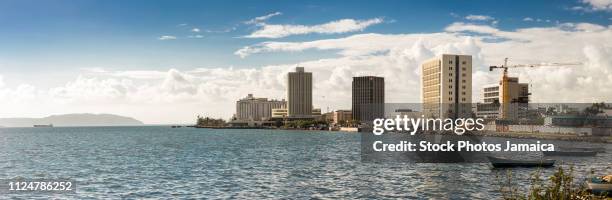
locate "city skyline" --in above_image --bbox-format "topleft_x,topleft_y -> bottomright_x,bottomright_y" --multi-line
1,0 -> 611,124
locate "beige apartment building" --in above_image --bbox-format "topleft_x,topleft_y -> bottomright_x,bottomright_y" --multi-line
287,67 -> 313,117
421,54 -> 472,118
333,110 -> 352,125
235,94 -> 286,121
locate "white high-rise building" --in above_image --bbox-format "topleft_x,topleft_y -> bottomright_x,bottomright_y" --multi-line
421,54 -> 472,118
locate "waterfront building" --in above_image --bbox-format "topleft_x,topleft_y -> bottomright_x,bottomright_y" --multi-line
271,108 -> 321,120
476,77 -> 530,120
271,108 -> 288,118
421,54 -> 472,119
332,110 -> 352,125
352,76 -> 385,122
385,108 -> 422,119
235,94 -> 286,121
287,67 -> 313,117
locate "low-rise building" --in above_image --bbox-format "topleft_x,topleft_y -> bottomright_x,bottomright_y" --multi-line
236,94 -> 286,121
332,110 -> 352,125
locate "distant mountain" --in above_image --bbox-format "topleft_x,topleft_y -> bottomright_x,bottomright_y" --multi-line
0,113 -> 144,127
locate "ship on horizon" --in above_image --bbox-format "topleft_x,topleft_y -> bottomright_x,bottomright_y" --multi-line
33,124 -> 53,128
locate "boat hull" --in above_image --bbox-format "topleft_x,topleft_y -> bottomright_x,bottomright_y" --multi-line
543,151 -> 597,157
586,180 -> 612,196
488,156 -> 555,168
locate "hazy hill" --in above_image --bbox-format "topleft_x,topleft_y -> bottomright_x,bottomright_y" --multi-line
0,113 -> 144,127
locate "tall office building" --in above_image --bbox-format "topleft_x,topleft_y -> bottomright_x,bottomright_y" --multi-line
352,76 -> 385,122
287,67 -> 313,117
421,54 -> 472,118
235,94 -> 286,121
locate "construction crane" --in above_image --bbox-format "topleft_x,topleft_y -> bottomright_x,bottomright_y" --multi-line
489,58 -> 581,119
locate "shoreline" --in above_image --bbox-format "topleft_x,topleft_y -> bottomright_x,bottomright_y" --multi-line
190,125 -> 612,143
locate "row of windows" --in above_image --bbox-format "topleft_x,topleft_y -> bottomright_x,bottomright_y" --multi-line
448,97 -> 468,101
448,79 -> 468,83
484,92 -> 499,97
449,60 -> 468,65
448,67 -> 468,71
448,85 -> 467,89
447,73 -> 468,77
484,87 -> 499,92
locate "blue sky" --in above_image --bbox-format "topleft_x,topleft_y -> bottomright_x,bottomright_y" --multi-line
0,0 -> 609,73
0,0 -> 611,123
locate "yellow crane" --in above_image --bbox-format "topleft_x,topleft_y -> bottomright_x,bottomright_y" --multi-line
489,58 -> 581,119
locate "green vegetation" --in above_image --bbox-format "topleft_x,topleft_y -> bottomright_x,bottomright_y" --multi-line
196,115 -> 226,127
336,119 -> 360,127
498,166 -> 608,199
583,102 -> 610,116
283,119 -> 328,129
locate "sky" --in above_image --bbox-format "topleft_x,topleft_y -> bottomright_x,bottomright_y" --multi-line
0,0 -> 611,124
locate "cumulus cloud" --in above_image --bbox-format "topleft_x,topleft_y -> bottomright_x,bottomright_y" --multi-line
465,15 -> 494,21
191,28 -> 200,32
523,17 -> 534,21
581,0 -> 612,10
234,21 -> 611,105
244,18 -> 384,38
158,35 -> 177,40
244,12 -> 282,25
2,21 -> 611,124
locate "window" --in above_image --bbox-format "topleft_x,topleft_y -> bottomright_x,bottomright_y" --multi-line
449,79 -> 452,83
449,92 -> 452,95
449,67 -> 452,70
462,73 -> 466,77
462,92 -> 466,95
449,97 -> 452,101
449,85 -> 452,89
449,61 -> 453,64
462,61 -> 466,65
462,86 -> 466,89
462,67 -> 466,71
462,80 -> 466,83
449,73 -> 453,76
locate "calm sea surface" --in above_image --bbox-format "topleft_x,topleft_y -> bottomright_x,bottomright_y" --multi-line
0,126 -> 610,199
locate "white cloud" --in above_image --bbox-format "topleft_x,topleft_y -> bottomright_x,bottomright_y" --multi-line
581,0 -> 612,10
2,21 -> 611,124
465,15 -> 494,21
233,21 -> 611,106
158,35 -> 177,40
523,17 -> 534,21
188,35 -> 204,38
244,18 -> 384,38
444,22 -> 501,34
244,12 -> 282,25
191,28 -> 200,32
0,75 -> 4,88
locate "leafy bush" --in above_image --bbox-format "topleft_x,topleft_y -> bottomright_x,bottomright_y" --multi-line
498,166 -> 607,199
